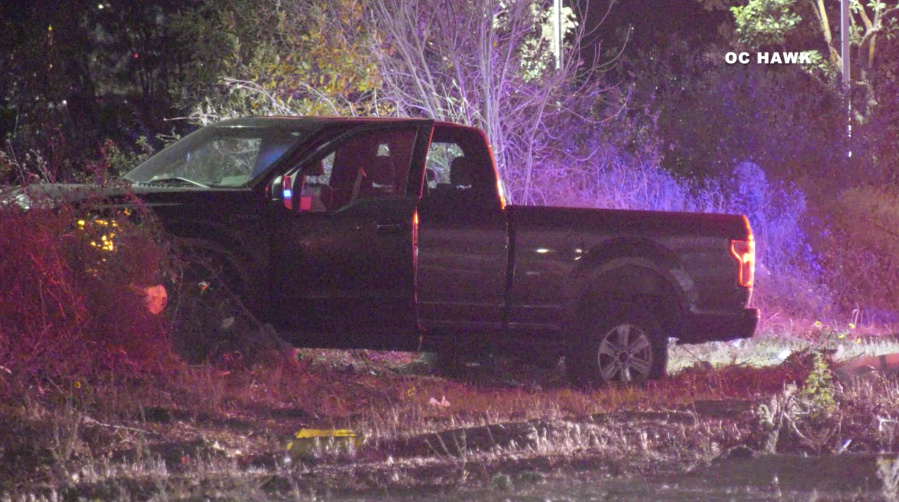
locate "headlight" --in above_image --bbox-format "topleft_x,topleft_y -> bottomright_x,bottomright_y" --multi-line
14,192 -> 32,210
0,190 -> 32,210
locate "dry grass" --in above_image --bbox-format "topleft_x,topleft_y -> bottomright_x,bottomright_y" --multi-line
3,333 -> 899,500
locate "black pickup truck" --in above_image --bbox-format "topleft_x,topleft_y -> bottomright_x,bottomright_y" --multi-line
28,117 -> 760,383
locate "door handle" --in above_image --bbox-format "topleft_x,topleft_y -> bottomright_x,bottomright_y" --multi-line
376,222 -> 408,233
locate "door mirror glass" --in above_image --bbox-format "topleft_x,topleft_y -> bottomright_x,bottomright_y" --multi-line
270,175 -> 284,203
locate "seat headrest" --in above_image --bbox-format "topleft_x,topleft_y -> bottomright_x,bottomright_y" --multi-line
368,156 -> 397,186
449,157 -> 473,186
304,159 -> 325,177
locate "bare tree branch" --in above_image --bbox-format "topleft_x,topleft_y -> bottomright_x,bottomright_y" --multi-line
371,0 -> 618,203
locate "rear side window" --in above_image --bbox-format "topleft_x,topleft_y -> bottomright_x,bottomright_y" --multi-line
422,125 -> 501,212
425,142 -> 464,189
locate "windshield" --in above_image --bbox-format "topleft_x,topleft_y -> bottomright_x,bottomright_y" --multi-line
124,125 -> 311,188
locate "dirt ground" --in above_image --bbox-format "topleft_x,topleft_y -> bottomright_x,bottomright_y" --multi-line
2,343 -> 899,501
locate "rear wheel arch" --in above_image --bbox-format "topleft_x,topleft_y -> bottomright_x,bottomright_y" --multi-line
591,266 -> 680,327
565,238 -> 689,331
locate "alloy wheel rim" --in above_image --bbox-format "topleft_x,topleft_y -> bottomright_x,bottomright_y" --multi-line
596,323 -> 653,382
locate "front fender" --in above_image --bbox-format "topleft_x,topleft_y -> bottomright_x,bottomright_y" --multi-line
171,236 -> 253,294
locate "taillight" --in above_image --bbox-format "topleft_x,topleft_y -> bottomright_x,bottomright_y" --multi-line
730,239 -> 755,288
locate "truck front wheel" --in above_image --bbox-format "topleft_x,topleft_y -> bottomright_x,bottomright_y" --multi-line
167,256 -> 251,364
567,301 -> 668,385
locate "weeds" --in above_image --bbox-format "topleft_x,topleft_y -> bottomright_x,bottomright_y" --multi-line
880,456 -> 899,502
802,351 -> 838,416
757,384 -> 798,454
0,184 -> 173,382
49,394 -> 84,476
490,473 -> 512,491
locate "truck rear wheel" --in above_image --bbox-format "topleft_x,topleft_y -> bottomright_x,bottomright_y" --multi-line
567,301 -> 668,385
422,350 -> 465,377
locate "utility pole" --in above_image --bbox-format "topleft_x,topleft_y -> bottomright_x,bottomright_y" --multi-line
841,0 -> 850,90
553,0 -> 563,70
841,0 -> 851,157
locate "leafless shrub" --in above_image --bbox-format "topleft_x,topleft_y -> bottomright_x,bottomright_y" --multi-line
372,0 -> 616,204
545,155 -> 727,213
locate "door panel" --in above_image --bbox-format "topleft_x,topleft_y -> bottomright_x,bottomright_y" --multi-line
416,125 -> 509,330
269,122 -> 432,346
273,198 -> 417,333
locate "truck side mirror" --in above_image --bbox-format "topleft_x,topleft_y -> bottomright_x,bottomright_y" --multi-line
294,160 -> 329,212
270,175 -> 284,202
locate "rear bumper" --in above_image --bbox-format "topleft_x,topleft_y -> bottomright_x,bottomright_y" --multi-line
677,308 -> 759,344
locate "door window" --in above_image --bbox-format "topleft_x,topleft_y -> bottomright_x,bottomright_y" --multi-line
292,128 -> 417,212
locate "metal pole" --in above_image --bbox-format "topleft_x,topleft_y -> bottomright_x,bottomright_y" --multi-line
841,0 -> 850,90
841,0 -> 851,157
553,0 -> 563,70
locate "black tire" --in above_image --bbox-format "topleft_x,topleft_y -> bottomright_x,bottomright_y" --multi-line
567,300 -> 668,385
167,259 -> 251,364
422,349 -> 465,378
